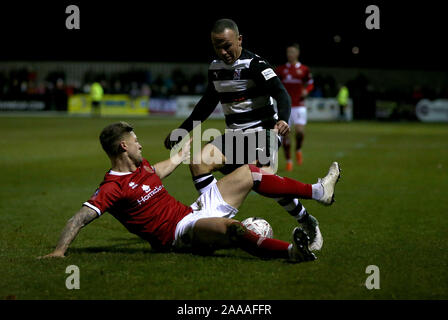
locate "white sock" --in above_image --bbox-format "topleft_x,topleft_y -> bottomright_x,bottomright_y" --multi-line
312,183 -> 324,200
287,244 -> 293,259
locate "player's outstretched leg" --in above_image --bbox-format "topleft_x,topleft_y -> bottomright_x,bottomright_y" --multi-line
209,162 -> 339,251
249,162 -> 340,251
191,218 -> 315,262
248,162 -> 341,205
214,161 -> 340,210
225,220 -> 316,262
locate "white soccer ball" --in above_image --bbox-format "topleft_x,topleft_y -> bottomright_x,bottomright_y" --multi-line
241,217 -> 274,238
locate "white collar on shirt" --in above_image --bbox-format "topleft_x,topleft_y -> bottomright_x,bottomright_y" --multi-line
109,170 -> 132,176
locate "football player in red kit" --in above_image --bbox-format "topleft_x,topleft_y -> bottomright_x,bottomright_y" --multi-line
276,43 -> 314,171
39,122 -> 340,262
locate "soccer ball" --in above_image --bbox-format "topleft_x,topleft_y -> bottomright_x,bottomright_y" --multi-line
241,217 -> 274,238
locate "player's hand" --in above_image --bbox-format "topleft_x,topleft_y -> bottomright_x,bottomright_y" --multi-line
171,137 -> 192,165
274,120 -> 290,136
302,88 -> 308,98
178,137 -> 192,164
37,251 -> 65,259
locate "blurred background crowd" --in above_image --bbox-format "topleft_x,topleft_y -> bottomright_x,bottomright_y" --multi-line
2,64 -> 446,120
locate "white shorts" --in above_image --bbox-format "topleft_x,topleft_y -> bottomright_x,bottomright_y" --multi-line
173,182 -> 238,249
289,106 -> 307,126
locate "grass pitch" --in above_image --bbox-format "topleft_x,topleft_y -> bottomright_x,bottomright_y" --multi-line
0,115 -> 447,300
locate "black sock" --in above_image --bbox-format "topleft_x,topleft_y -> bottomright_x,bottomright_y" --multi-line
192,173 -> 216,194
276,197 -> 308,221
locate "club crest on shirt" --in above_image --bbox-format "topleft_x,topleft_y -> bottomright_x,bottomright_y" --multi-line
129,182 -> 138,189
92,188 -> 100,199
233,68 -> 242,80
144,165 -> 154,173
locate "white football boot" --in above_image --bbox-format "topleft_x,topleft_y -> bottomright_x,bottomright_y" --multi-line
300,213 -> 323,251
316,162 -> 341,206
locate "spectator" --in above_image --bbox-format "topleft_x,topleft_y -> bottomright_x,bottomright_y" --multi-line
129,82 -> 140,99
112,79 -> 123,94
90,81 -> 104,116
171,68 -> 188,94
336,83 -> 350,121
54,78 -> 68,111
190,71 -> 207,94
141,83 -> 151,98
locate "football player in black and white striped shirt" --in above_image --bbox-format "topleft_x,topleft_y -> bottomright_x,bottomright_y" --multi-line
164,19 -> 333,251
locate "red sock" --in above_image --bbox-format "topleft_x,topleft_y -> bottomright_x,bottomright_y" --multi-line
231,222 -> 290,259
248,164 -> 312,199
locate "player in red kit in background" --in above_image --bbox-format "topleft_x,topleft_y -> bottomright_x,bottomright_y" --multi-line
276,43 -> 314,171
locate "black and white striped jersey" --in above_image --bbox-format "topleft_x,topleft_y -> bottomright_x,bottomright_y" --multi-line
208,49 -> 279,130
178,48 -> 291,133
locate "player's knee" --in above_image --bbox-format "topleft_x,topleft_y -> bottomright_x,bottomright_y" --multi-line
225,220 -> 245,244
234,165 -> 255,188
190,146 -> 223,175
295,127 -> 305,135
190,151 -> 211,174
189,161 -> 214,176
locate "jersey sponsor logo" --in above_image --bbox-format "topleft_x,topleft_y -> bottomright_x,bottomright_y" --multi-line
137,185 -> 164,205
261,68 -> 276,81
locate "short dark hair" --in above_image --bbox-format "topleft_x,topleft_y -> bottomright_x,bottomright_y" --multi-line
211,18 -> 239,35
288,43 -> 300,50
99,121 -> 134,157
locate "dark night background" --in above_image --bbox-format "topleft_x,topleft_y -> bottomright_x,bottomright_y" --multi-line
0,0 -> 447,70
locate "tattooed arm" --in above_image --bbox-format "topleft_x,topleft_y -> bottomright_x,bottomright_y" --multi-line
38,206 -> 98,258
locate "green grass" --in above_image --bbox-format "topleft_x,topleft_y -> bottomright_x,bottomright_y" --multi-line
1,116 -> 447,299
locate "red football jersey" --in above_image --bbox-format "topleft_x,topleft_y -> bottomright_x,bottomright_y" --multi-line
83,158 -> 193,250
275,62 -> 314,107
